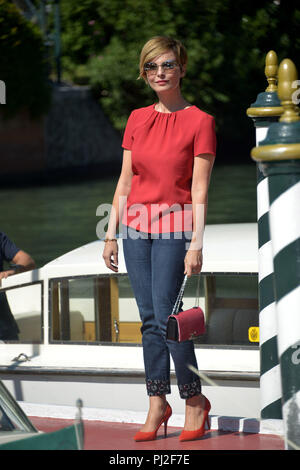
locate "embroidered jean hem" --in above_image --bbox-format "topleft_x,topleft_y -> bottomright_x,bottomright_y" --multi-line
178,379 -> 202,399
146,379 -> 171,396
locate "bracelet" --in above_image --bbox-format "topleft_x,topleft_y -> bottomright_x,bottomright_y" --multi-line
104,238 -> 117,242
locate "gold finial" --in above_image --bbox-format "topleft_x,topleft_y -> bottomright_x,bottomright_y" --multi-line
246,50 -> 283,118
278,59 -> 300,123
265,50 -> 278,92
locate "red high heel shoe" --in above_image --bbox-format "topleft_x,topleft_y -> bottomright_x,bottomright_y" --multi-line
134,402 -> 172,442
179,396 -> 211,442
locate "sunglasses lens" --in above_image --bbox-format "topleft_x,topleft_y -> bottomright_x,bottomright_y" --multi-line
144,63 -> 157,72
144,61 -> 178,73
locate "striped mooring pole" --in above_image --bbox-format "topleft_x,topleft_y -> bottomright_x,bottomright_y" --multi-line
247,51 -> 283,422
252,58 -> 300,450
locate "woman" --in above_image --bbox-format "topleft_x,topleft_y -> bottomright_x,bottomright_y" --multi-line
102,36 -> 216,442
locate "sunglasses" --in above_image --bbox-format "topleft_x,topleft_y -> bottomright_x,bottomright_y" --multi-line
144,60 -> 179,74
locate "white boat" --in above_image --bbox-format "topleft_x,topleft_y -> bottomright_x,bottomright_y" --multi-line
0,223 -> 262,427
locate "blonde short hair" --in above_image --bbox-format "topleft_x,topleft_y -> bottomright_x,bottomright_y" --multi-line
138,36 -> 187,82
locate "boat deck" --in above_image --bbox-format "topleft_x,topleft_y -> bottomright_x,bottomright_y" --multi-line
30,416 -> 284,451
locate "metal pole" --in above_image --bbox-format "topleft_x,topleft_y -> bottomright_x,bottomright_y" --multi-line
252,58 -> 300,450
246,51 -> 283,422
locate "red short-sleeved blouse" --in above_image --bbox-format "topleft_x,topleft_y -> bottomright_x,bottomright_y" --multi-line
121,104 -> 216,233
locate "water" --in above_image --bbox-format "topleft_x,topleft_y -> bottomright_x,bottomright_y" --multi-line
0,163 -> 257,268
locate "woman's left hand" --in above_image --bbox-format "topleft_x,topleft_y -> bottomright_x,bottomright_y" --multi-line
184,249 -> 203,277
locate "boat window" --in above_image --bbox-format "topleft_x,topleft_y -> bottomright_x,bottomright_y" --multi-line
49,274 -> 140,343
0,283 -> 42,343
49,273 -> 258,347
194,274 -> 259,346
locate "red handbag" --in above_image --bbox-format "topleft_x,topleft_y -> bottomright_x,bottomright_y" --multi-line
166,275 -> 206,342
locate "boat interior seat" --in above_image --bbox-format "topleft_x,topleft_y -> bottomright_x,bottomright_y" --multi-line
15,311 -> 85,342
205,307 -> 258,345
67,310 -> 85,341
16,313 -> 41,342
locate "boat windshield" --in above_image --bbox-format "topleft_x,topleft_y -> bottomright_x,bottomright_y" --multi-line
0,381 -> 36,434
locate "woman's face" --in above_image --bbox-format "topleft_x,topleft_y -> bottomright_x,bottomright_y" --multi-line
144,50 -> 185,94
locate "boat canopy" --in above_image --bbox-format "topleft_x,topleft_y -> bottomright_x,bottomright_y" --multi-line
1,223 -> 258,288
43,223 -> 258,275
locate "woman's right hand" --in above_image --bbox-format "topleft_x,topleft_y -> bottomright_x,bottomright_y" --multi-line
102,240 -> 119,272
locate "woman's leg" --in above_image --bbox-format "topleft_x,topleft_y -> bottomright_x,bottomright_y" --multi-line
122,226 -> 171,396
123,226 -> 205,433
151,232 -> 207,432
122,226 -> 171,432
151,233 -> 202,399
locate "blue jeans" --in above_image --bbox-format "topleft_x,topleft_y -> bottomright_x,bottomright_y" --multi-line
122,225 -> 201,399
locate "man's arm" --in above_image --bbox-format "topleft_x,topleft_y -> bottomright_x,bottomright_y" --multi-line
0,250 -> 36,279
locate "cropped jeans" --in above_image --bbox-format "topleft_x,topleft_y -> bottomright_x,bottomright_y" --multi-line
122,225 -> 201,399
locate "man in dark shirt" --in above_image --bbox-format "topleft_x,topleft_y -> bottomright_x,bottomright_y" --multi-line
0,232 -> 35,340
